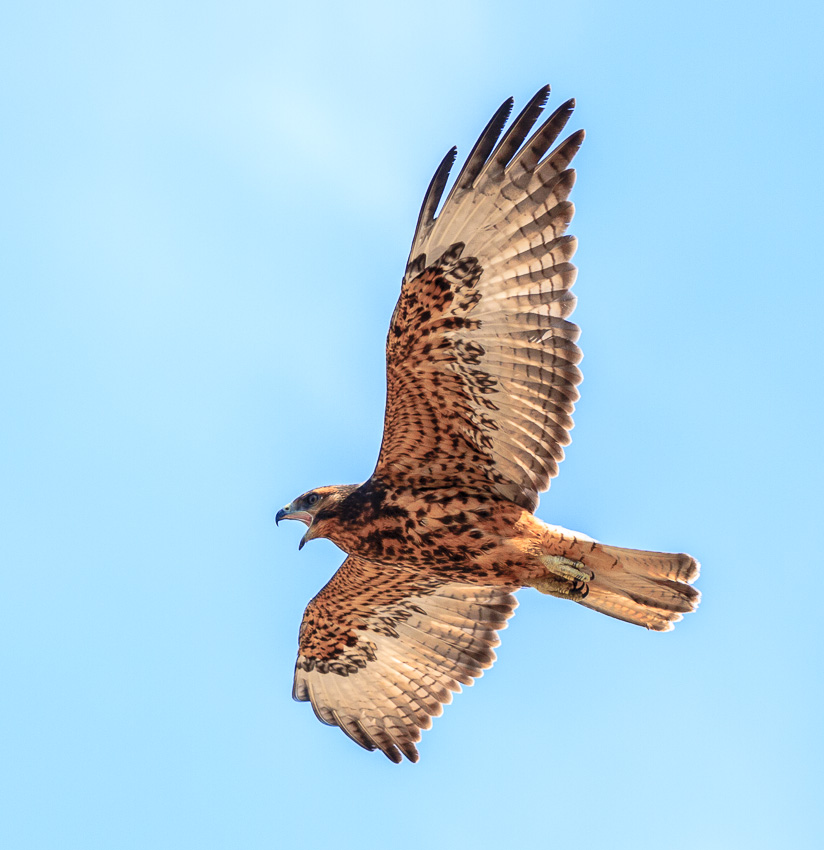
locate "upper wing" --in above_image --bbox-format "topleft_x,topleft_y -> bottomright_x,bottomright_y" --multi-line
373,86 -> 584,511
293,555 -> 518,763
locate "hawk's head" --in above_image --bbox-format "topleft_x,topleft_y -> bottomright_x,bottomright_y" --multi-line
276,484 -> 358,549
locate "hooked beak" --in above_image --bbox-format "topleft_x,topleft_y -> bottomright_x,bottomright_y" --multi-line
275,503 -> 314,550
275,504 -> 312,527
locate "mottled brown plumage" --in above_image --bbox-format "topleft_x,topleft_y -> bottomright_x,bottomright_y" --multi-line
276,86 -> 700,763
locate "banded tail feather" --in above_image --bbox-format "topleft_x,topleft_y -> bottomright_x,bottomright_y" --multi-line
578,543 -> 700,632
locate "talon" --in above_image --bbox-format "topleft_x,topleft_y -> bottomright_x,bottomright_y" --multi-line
527,575 -> 589,600
540,555 -> 593,584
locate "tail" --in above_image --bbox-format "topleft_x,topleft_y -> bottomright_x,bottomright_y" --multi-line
578,543 -> 700,632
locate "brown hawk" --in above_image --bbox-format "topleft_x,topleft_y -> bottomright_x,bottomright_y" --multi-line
276,85 -> 700,763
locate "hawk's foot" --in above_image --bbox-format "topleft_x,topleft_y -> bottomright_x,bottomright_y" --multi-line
525,556 -> 593,599
539,555 -> 592,584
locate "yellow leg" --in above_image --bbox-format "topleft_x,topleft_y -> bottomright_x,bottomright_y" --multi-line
525,555 -> 593,599
539,554 -> 592,584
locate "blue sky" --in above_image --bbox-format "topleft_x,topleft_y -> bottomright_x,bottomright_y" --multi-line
2,1 -> 823,848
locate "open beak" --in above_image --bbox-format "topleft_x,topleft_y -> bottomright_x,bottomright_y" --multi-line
275,504 -> 314,550
275,505 -> 312,527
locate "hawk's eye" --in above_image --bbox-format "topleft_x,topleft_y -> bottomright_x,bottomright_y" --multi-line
307,493 -> 320,506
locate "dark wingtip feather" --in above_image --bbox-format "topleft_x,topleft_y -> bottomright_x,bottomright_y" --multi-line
413,146 -> 458,242
558,97 -> 576,117
526,84 -> 552,116
563,127 -> 586,151
398,740 -> 420,763
450,95 -> 515,196
509,97 -> 579,170
518,85 -> 551,117
482,85 -> 554,177
382,744 -> 403,764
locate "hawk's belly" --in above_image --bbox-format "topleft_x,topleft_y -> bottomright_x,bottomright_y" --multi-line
323,488 -> 566,586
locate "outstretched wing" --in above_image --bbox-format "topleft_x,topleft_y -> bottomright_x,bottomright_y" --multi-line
373,86 -> 584,511
293,555 -> 518,763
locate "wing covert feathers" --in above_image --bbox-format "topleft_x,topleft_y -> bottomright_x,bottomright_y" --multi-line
293,556 -> 518,763
375,87 -> 584,510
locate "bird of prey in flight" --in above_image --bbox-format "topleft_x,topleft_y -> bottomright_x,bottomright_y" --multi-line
276,85 -> 700,763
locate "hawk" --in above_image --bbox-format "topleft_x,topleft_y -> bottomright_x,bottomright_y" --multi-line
276,86 -> 700,763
